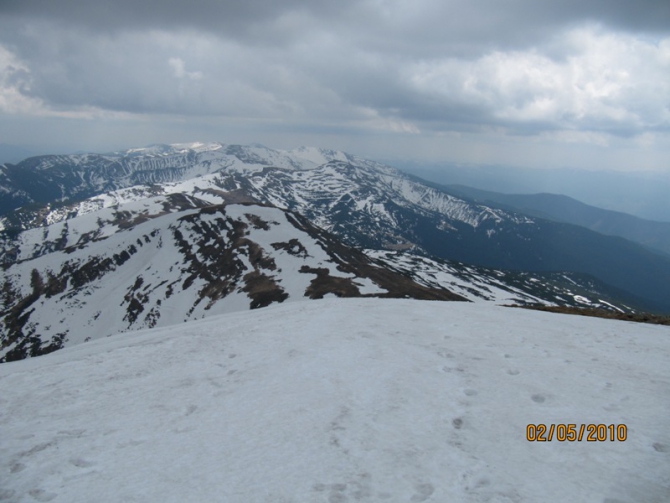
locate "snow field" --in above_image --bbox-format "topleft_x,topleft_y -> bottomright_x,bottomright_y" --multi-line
1,299 -> 668,502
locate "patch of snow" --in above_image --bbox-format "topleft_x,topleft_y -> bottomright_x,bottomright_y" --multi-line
598,300 -> 626,313
574,295 -> 591,304
352,276 -> 387,295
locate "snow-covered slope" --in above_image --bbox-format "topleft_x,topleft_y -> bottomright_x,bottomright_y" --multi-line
1,299 -> 668,502
366,250 -> 642,311
1,203 -> 463,362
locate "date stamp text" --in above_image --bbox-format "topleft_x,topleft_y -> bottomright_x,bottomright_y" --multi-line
526,424 -> 627,442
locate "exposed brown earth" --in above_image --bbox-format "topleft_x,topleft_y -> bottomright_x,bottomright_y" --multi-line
506,304 -> 670,326
284,210 -> 466,302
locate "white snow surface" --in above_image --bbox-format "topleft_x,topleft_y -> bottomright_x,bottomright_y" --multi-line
1,299 -> 669,503
366,250 -> 550,305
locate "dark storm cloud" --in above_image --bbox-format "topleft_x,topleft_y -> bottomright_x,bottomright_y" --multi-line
0,0 -> 359,45
0,0 -> 668,155
2,0 -> 668,48
0,0 -> 305,29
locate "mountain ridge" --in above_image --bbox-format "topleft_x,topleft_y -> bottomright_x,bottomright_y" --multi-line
0,201 -> 465,362
442,184 -> 670,257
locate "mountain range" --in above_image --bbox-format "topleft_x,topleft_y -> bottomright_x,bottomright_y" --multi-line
443,184 -> 670,257
2,142 -> 670,361
396,160 -> 670,222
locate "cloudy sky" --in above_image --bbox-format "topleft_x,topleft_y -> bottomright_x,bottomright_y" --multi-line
1,0 -> 669,171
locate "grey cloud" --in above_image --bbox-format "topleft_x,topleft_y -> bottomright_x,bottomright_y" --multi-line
0,0 -> 668,152
0,0 -> 360,46
2,1 -> 668,51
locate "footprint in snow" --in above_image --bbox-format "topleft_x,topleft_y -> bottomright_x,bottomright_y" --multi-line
652,443 -> 668,453
10,462 -> 26,473
0,490 -> 16,501
27,489 -> 57,502
531,394 -> 546,404
328,484 -> 347,503
57,429 -> 86,438
410,482 -> 435,502
69,458 -> 95,468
